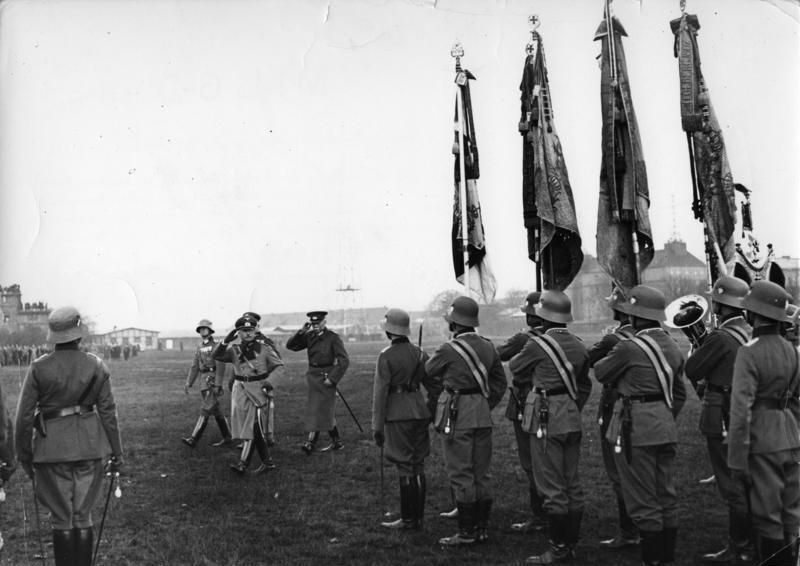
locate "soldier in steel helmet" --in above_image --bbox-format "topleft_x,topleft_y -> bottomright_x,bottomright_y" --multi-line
15,306 -> 123,566
372,308 -> 442,530
509,291 -> 591,564
425,296 -> 507,546
594,286 -> 687,566
181,319 -> 233,448
287,311 -> 350,454
587,286 -> 639,550
212,315 -> 283,474
728,280 -> 800,565
497,291 -> 547,534
684,276 -> 754,563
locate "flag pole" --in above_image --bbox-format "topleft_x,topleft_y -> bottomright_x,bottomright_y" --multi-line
452,43 -> 470,299
525,15 -> 544,293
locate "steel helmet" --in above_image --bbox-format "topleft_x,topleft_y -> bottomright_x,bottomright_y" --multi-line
47,306 -> 83,344
196,319 -> 214,334
742,280 -> 791,322
382,308 -> 411,336
444,296 -> 480,328
535,290 -> 573,324
607,287 -> 628,313
520,291 -> 541,315
621,285 -> 667,322
709,276 -> 749,309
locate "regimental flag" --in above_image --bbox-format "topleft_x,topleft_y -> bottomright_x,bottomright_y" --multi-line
452,68 -> 497,304
671,13 -> 736,281
519,33 -> 584,291
594,15 -> 654,291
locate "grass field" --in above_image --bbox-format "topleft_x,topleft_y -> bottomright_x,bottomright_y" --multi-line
0,337 -> 727,565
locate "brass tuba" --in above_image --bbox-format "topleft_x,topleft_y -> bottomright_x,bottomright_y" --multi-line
665,294 -> 709,348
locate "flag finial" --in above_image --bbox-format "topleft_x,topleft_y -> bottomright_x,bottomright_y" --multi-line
451,42 -> 464,72
526,15 -> 540,55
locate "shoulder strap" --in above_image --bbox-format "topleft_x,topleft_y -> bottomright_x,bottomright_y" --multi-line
531,334 -> 577,400
629,335 -> 674,408
719,325 -> 748,346
449,338 -> 490,398
77,374 -> 99,406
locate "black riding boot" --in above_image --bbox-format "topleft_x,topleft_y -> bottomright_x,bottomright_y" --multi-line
74,527 -> 93,566
251,421 -> 275,474
476,498 -> 493,543
415,473 -> 426,526
758,536 -> 785,566
525,514 -> 573,563
211,416 -> 233,447
52,529 -> 74,566
182,415 -> 208,447
381,476 -> 418,529
661,527 -> 677,565
439,501 -> 477,545
320,426 -> 344,451
301,431 -> 318,455
639,529 -> 662,566
230,439 -> 253,474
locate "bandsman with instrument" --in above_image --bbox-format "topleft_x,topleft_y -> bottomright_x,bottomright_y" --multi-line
587,287 -> 639,550
212,315 -> 283,474
497,291 -> 547,534
371,308 -> 441,530
15,306 -> 123,566
728,281 -> 800,565
182,319 -> 232,448
594,286 -> 687,566
681,276 -> 753,563
509,291 -> 591,564
287,311 -> 350,453
425,296 -> 506,546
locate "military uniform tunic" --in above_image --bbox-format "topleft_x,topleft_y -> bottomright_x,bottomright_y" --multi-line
594,327 -> 686,532
685,316 -> 751,516
15,343 -> 123,529
371,336 -> 441,475
727,327 -> 800,539
287,328 -> 350,431
213,340 -> 283,439
425,331 -> 506,503
187,336 -> 226,417
509,328 -> 591,516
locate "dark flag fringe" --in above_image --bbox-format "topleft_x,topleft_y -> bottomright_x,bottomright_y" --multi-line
671,13 -> 737,281
452,70 -> 497,304
519,34 -> 584,292
594,15 -> 654,291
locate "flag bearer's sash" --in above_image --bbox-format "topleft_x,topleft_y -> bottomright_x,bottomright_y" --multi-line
450,338 -> 490,398
531,334 -> 577,401
719,325 -> 748,346
630,335 -> 674,409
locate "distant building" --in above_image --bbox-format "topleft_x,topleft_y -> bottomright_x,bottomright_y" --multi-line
0,284 -> 50,334
93,327 -> 160,350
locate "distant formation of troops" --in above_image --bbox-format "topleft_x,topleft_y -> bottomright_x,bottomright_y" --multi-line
1,275 -> 799,566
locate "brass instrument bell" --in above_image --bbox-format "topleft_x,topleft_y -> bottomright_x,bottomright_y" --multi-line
665,294 -> 709,348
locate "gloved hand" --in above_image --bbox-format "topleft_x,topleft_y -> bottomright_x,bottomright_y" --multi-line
373,431 -> 385,448
105,455 -> 123,475
223,329 -> 238,345
302,322 -> 312,333
323,378 -> 335,388
731,468 -> 751,487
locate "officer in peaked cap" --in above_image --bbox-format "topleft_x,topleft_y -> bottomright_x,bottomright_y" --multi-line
497,291 -> 547,534
587,286 -> 639,550
181,319 -> 232,449
372,308 -> 442,530
287,310 -> 350,454
510,291 -> 591,564
728,281 -> 800,565
425,296 -> 507,546
594,286 -> 687,566
684,276 -> 754,563
239,311 -> 278,446
15,306 -> 123,566
212,315 -> 284,474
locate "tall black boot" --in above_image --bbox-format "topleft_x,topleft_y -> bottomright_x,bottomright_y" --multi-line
566,508 -> 583,554
211,416 -> 233,447
52,529 -> 74,566
661,527 -> 677,565
758,536 -> 785,566
639,529 -> 662,566
230,439 -> 253,474
182,415 -> 208,447
702,510 -> 753,563
415,473 -> 427,527
439,501 -> 477,545
782,532 -> 799,566
301,431 -> 318,455
525,514 -> 572,563
251,421 -> 275,474
512,484 -> 547,533
440,487 -> 458,519
74,527 -> 93,566
320,426 -> 344,451
601,495 -> 640,547
476,498 -> 493,543
382,477 -> 418,529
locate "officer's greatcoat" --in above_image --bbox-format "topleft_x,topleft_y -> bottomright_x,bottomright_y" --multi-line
287,328 -> 349,431
187,336 -> 226,416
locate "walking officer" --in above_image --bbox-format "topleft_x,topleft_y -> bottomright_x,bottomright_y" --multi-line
497,291 -> 547,534
15,306 -> 123,566
372,308 -> 442,530
212,315 -> 283,474
587,287 -> 639,549
594,286 -> 687,566
287,311 -> 350,454
728,280 -> 800,565
182,319 -> 232,448
684,276 -> 754,563
509,291 -> 591,564
425,296 -> 506,546
240,312 -> 276,446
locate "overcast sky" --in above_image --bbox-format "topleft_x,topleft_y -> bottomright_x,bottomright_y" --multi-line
0,0 -> 797,333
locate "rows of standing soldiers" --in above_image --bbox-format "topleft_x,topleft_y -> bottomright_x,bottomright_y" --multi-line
1,277 -> 799,565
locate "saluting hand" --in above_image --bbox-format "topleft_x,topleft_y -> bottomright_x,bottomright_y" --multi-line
223,329 -> 238,345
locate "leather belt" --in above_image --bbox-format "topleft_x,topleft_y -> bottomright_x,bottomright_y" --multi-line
752,397 -> 798,411
623,394 -> 664,404
534,386 -> 568,396
234,374 -> 268,383
445,387 -> 482,395
309,363 -> 333,368
706,383 -> 730,394
389,384 -> 419,394
43,405 -> 94,421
